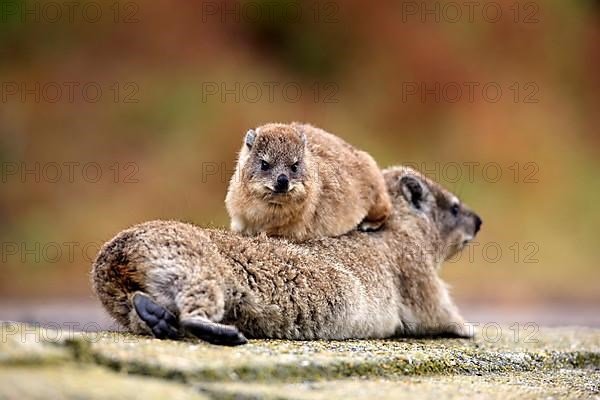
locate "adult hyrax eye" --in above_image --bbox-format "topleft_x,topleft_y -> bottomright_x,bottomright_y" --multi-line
261,160 -> 270,171
290,162 -> 299,173
450,204 -> 460,217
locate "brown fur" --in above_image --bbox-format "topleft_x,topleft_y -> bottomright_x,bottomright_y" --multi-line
92,166 -> 482,340
225,123 -> 392,241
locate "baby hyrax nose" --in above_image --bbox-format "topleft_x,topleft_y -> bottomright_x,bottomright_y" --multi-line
474,214 -> 482,234
275,174 -> 289,192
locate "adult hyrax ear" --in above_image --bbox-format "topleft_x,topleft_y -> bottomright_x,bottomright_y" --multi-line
245,129 -> 256,149
400,175 -> 431,212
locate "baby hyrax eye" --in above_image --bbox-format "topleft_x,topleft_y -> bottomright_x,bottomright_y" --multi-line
261,160 -> 270,171
290,162 -> 299,173
450,204 -> 460,217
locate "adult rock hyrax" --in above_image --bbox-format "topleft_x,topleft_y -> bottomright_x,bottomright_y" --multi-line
92,166 -> 482,345
225,122 -> 392,241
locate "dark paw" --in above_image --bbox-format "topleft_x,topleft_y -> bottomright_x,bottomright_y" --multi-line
132,292 -> 180,340
181,319 -> 247,346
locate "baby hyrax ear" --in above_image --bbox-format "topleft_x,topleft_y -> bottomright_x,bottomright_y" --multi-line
245,129 -> 256,149
292,125 -> 307,146
400,175 -> 432,212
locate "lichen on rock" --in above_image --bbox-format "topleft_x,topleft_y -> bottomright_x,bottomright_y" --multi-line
1,322 -> 598,399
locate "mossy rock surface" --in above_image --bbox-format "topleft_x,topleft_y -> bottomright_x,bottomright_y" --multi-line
0,365 -> 209,400
69,326 -> 600,381
1,322 -> 599,399
198,370 -> 600,400
0,322 -> 72,366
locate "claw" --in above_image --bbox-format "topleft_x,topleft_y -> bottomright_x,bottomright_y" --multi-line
357,220 -> 384,232
132,292 -> 180,340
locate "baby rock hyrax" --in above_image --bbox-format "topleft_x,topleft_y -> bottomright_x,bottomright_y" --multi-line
225,122 -> 392,241
92,166 -> 483,345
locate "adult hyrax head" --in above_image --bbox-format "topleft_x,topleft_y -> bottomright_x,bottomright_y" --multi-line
385,166 -> 482,261
238,123 -> 310,202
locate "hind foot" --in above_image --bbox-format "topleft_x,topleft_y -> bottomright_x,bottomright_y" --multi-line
132,292 -> 247,346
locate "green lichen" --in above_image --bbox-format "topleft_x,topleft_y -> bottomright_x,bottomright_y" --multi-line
61,329 -> 600,383
0,365 -> 209,400
1,322 -> 599,399
197,370 -> 600,400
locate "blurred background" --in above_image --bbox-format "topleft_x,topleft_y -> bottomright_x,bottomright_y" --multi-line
1,0 -> 598,329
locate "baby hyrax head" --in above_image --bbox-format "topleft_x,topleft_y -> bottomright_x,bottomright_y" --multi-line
239,123 -> 311,204
385,167 -> 483,260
